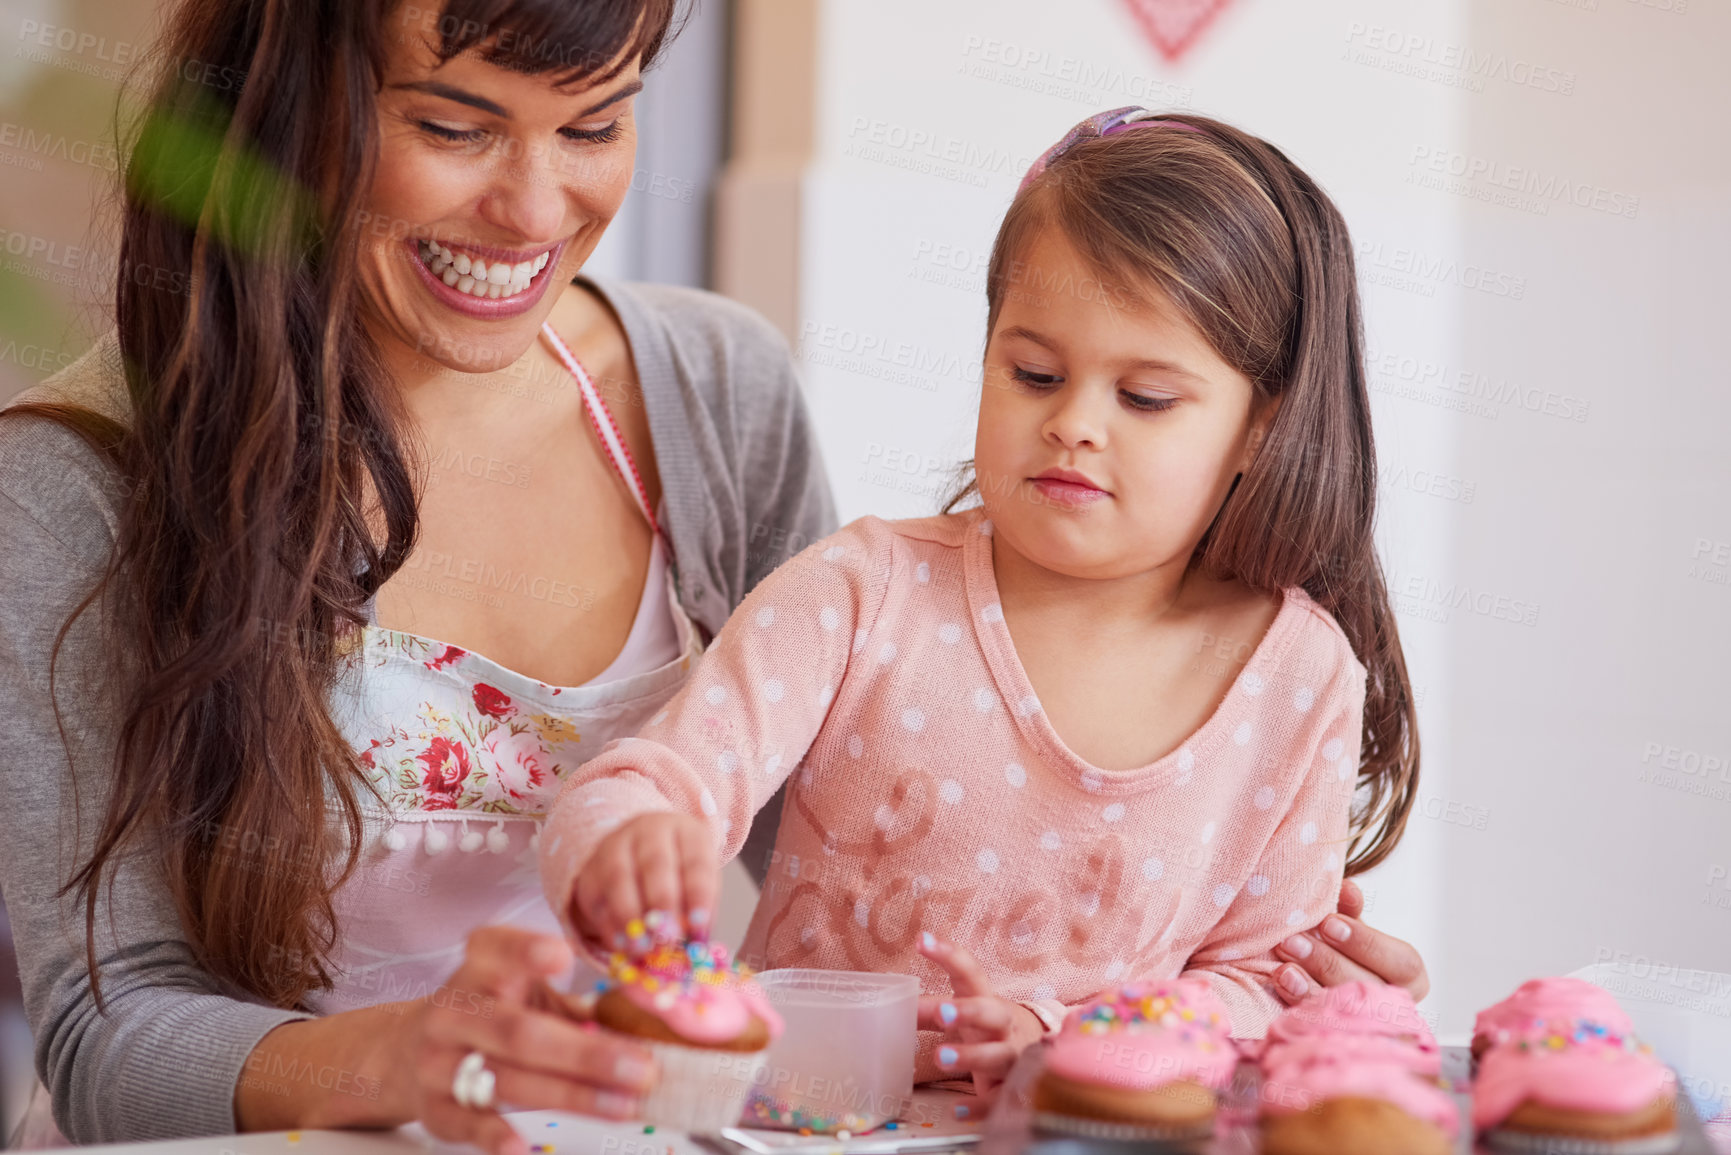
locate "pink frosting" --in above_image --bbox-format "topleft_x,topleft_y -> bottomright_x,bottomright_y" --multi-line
1473,978 -> 1633,1049
1261,1032 -> 1442,1078
1260,1061 -> 1460,1137
1044,978 -> 1236,1092
602,938 -> 784,1047
1264,981 -> 1437,1051
1472,1023 -> 1676,1131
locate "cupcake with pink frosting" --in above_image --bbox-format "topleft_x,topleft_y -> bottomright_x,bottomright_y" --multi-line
1471,977 -> 1634,1059
1259,983 -> 1456,1155
1030,978 -> 1236,1142
1473,1017 -> 1678,1154
590,920 -> 784,1132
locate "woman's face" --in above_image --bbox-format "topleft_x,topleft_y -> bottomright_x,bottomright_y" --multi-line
974,225 -> 1276,584
359,27 -> 641,377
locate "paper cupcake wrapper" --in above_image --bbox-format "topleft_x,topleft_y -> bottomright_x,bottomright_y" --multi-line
1031,1108 -> 1214,1146
1483,1126 -> 1682,1155
638,1041 -> 768,1134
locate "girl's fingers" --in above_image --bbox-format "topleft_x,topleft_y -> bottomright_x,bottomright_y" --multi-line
916,996 -> 1016,1036
676,823 -> 719,941
949,1088 -> 996,1124
1310,913 -> 1431,1000
632,826 -> 685,937
579,848 -> 641,951
932,1039 -> 1021,1080
1336,878 -> 1366,919
917,932 -> 996,999
1272,933 -> 1380,995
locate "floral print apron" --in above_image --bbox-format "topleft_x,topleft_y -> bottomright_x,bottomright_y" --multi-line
308,323 -> 703,1014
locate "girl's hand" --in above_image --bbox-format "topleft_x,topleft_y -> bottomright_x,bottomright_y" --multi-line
1271,878 -> 1431,1004
570,811 -> 719,954
916,932 -> 1046,1115
405,926 -> 658,1155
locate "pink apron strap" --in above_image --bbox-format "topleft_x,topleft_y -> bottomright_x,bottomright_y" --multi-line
539,322 -> 661,538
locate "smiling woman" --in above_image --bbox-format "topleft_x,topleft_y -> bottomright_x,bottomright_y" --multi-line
0,0 -> 836,1151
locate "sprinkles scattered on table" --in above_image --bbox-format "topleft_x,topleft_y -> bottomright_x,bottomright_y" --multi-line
745,1092 -> 871,1134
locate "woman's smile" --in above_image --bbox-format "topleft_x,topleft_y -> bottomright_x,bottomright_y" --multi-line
405,234 -> 569,318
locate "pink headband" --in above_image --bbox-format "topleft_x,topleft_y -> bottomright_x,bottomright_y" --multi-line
1017,106 -> 1209,195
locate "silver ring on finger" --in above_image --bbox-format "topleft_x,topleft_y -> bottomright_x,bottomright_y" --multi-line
452,1049 -> 497,1111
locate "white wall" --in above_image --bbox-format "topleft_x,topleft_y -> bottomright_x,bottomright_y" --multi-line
788,0 -> 1730,1038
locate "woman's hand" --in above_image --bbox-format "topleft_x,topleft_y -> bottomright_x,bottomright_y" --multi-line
916,932 -> 1045,1115
570,811 -> 719,953
405,927 -> 658,1155
1271,878 -> 1430,1004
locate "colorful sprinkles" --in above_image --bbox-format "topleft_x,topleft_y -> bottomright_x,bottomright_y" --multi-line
1075,983 -> 1227,1039
744,1092 -> 872,1134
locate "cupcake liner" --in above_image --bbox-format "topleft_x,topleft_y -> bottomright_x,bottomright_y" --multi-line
638,1040 -> 768,1134
1031,1108 -> 1214,1146
1483,1126 -> 1683,1155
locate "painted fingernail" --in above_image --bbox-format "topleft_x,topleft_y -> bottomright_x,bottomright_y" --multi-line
955,1105 -> 970,1119
688,907 -> 710,926
937,1046 -> 958,1067
921,931 -> 938,952
596,1090 -> 638,1116
1281,934 -> 1313,960
939,1002 -> 958,1027
1279,967 -> 1309,998
1322,916 -> 1351,943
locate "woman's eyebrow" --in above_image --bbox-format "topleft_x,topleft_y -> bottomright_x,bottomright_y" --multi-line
392,77 -> 643,121
396,80 -> 508,117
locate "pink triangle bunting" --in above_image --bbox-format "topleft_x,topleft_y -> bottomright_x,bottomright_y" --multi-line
1119,0 -> 1236,63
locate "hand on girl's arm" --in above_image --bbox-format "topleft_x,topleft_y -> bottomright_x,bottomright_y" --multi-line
915,933 -> 1045,1111
1271,877 -> 1430,1003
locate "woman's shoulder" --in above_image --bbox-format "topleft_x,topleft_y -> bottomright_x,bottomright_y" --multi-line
0,333 -> 130,560
593,278 -> 793,381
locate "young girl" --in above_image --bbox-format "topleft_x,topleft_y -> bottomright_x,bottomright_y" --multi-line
538,108 -> 1417,1093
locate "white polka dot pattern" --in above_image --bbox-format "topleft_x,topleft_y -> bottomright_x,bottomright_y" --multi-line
539,513 -> 1361,1043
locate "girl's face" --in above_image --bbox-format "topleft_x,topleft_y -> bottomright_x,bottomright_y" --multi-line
975,226 -> 1277,583
358,28 -> 642,378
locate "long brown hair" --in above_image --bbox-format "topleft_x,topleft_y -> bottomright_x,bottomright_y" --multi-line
944,114 -> 1418,875
5,0 -> 678,1009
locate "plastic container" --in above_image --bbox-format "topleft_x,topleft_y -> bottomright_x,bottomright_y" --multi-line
740,968 -> 920,1135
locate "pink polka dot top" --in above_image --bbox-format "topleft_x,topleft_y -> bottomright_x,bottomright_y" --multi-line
540,508 -> 1365,1080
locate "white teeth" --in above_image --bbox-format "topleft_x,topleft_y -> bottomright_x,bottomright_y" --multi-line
420,241 -> 552,301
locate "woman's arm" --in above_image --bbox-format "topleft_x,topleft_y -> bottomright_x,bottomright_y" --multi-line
0,418 -> 316,1142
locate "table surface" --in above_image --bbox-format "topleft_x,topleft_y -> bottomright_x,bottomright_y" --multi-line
62,1089 -> 985,1155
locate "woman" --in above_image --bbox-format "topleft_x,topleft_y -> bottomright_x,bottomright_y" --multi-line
0,0 -> 1426,1150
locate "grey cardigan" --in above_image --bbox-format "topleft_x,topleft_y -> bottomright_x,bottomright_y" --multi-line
0,278 -> 838,1143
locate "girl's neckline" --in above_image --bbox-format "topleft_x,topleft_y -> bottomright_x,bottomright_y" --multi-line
957,506 -> 1306,795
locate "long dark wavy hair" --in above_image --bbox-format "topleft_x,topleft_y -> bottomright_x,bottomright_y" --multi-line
943,114 -> 1419,875
4,0 -> 679,1010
